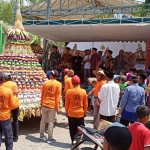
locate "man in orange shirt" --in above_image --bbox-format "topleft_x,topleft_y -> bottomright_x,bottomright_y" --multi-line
63,69 -> 74,93
40,70 -> 62,144
89,69 -> 107,129
0,73 -> 16,150
3,73 -> 20,142
63,68 -> 69,82
65,75 -> 88,145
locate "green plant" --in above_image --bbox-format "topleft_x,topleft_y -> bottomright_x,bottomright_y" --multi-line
132,2 -> 150,17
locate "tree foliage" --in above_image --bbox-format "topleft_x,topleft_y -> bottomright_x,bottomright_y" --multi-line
132,1 -> 150,17
0,0 -> 13,24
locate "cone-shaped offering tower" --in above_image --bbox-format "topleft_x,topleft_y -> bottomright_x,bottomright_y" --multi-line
0,0 -> 48,120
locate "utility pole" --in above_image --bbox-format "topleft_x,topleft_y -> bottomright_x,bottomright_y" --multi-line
42,0 -> 51,71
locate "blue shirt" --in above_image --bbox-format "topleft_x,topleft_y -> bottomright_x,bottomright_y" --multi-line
86,85 -> 92,99
120,84 -> 145,113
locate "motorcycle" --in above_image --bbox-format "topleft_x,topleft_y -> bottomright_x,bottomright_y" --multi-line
71,122 -> 123,150
70,125 -> 105,150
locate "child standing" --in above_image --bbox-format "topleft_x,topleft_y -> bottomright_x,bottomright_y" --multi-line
119,75 -> 127,94
86,81 -> 93,111
91,79 -> 96,112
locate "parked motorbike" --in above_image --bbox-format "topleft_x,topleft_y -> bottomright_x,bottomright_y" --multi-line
71,122 -> 124,150
71,125 -> 105,150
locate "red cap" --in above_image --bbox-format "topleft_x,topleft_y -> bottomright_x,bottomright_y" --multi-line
64,68 -> 69,73
72,75 -> 80,85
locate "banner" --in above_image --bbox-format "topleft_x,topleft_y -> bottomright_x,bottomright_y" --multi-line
145,40 -> 150,69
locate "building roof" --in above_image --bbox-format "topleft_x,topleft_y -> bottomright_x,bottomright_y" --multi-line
21,0 -> 137,20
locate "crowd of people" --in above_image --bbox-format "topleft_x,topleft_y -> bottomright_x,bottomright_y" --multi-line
1,45 -> 150,150
49,46 -> 139,83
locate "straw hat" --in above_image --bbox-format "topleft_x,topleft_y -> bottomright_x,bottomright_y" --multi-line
93,69 -> 105,76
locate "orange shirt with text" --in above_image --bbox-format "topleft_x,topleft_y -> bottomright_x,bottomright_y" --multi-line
92,80 -> 107,97
0,86 -> 16,120
65,87 -> 88,118
41,79 -> 62,110
3,81 -> 20,109
64,77 -> 73,92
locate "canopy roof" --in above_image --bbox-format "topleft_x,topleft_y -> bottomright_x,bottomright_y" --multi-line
24,19 -> 150,42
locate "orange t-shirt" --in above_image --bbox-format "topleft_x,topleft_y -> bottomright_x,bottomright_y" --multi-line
0,85 -> 16,120
65,87 -> 88,118
3,81 -> 20,109
92,80 -> 107,97
63,77 -> 73,92
41,79 -> 62,110
64,75 -> 69,82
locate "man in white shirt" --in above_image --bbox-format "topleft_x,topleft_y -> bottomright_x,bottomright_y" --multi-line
98,70 -> 120,122
83,50 -> 91,84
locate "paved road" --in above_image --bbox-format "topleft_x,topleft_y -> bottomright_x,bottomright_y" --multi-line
1,109 -> 100,150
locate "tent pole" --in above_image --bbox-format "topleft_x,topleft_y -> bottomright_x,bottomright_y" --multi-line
145,40 -> 150,69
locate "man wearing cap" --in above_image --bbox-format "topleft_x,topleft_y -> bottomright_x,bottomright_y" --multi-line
40,70 -> 62,143
72,50 -> 82,78
90,69 -> 107,129
83,49 -> 91,84
105,50 -> 114,71
65,75 -> 88,145
63,69 -> 74,93
90,48 -> 100,77
114,50 -> 126,74
120,75 -> 145,126
62,47 -> 72,69
0,73 -> 16,150
63,68 -> 69,82
2,73 -> 20,142
98,70 -> 120,122
50,45 -> 61,71
103,124 -> 132,150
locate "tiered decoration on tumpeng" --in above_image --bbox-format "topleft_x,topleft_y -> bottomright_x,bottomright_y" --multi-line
0,0 -> 48,121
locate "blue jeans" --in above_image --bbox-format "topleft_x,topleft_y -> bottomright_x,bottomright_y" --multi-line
0,119 -> 13,150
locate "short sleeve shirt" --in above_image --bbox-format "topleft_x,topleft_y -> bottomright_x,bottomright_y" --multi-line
98,81 -> 120,116
84,55 -> 91,69
129,122 -> 150,150
90,53 -> 99,70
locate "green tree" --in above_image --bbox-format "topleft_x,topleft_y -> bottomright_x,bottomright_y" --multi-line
132,1 -> 150,17
0,0 -> 13,24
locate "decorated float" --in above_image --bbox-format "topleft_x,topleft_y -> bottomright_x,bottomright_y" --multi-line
0,0 -> 48,121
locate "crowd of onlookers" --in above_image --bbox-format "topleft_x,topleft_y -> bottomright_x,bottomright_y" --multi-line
49,45 -> 139,83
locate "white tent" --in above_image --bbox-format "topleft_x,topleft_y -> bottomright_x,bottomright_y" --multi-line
24,24 -> 150,42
